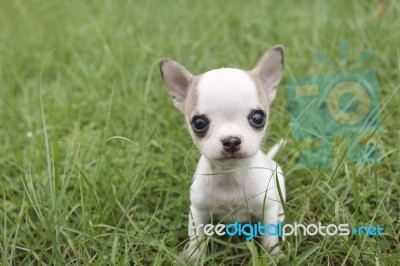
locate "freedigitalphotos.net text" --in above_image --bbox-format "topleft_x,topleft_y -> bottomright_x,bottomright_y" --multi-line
189,222 -> 384,240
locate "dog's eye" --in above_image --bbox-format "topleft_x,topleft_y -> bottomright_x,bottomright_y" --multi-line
249,110 -> 266,128
191,115 -> 209,132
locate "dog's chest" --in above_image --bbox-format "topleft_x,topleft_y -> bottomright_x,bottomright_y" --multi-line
199,174 -> 264,222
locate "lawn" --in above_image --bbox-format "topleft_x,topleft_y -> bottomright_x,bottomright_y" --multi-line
0,0 -> 399,265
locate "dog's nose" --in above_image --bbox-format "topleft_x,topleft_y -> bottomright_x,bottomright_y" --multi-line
221,136 -> 241,153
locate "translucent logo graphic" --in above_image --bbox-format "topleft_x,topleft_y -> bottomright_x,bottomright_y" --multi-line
286,40 -> 381,168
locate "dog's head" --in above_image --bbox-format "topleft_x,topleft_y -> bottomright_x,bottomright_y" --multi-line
159,46 -> 284,161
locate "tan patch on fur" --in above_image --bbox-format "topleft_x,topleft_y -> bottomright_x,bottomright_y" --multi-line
184,75 -> 201,119
247,71 -> 269,108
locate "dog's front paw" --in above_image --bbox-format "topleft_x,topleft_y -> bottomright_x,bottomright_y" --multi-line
185,249 -> 200,261
185,248 -> 200,261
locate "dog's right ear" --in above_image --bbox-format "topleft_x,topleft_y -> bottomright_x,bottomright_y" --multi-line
252,45 -> 284,104
159,59 -> 193,112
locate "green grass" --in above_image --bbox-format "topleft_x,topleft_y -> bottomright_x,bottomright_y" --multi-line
0,0 -> 399,265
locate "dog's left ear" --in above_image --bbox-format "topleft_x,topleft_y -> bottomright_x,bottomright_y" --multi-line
159,59 -> 193,112
252,45 -> 284,104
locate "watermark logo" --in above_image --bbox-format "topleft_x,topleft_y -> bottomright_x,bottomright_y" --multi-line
190,222 -> 384,240
286,39 -> 381,168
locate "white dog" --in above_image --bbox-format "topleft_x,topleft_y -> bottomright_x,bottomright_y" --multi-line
159,45 -> 286,260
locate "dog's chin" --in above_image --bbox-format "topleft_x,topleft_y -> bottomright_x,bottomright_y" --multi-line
213,152 -> 251,161
201,147 -> 258,162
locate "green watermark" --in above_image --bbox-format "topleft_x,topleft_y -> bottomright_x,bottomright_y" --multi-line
286,40 -> 380,168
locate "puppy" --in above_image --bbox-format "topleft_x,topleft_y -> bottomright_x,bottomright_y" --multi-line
159,45 -> 286,260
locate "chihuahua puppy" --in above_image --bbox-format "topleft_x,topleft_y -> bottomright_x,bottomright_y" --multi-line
159,45 -> 286,260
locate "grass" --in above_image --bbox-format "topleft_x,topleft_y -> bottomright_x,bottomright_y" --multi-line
0,0 -> 399,265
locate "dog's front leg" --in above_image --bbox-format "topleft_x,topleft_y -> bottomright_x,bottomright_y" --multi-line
187,205 -> 209,260
263,203 -> 281,255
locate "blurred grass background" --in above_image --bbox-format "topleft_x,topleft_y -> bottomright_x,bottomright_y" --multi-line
0,0 -> 399,265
